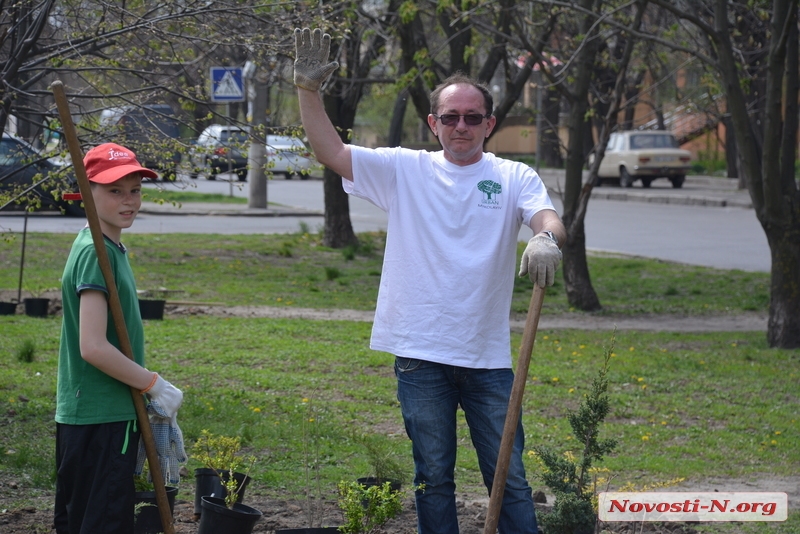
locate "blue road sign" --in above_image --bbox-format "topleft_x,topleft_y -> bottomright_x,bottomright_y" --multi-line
210,67 -> 245,103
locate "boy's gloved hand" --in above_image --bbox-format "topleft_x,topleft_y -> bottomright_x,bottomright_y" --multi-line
141,374 -> 183,419
135,400 -> 187,486
519,235 -> 562,287
293,27 -> 339,91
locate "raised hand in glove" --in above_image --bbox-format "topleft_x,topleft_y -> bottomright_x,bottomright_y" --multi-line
519,234 -> 562,287
141,373 -> 182,420
135,399 -> 187,486
293,28 -> 339,91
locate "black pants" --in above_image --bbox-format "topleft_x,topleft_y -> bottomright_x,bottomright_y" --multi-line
54,421 -> 140,534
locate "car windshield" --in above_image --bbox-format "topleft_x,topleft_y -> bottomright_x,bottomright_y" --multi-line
630,134 -> 678,149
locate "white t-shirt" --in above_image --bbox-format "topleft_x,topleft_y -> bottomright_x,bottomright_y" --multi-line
345,146 -> 556,369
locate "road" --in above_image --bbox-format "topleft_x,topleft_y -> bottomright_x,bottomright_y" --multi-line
0,174 -> 770,272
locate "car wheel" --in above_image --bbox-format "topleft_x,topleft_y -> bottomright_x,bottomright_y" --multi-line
237,170 -> 247,182
641,177 -> 653,188
620,167 -> 634,188
299,173 -> 310,181
670,175 -> 685,188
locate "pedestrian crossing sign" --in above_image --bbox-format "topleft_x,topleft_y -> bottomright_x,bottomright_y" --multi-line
210,67 -> 245,102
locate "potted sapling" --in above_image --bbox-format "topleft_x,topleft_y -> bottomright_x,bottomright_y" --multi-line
192,430 -> 261,534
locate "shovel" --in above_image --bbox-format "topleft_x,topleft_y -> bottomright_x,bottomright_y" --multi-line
51,80 -> 175,534
483,283 -> 545,534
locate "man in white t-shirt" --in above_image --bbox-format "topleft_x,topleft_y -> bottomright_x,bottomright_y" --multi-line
294,28 -> 566,534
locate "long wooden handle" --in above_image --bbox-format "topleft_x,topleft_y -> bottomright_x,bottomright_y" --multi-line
483,283 -> 545,534
51,81 -> 175,534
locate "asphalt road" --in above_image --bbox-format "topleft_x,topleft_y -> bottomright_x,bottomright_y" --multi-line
0,173 -> 770,272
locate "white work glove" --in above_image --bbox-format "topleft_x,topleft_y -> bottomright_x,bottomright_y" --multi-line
135,400 -> 188,486
293,28 -> 339,91
519,234 -> 562,287
142,374 -> 183,420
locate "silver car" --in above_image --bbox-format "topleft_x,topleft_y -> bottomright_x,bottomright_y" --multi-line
265,135 -> 317,179
595,130 -> 692,188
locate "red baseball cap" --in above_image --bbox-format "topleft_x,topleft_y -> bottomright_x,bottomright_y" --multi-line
83,143 -> 158,183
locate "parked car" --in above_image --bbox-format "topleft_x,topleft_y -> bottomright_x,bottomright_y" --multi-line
99,104 -> 182,181
190,125 -> 249,182
265,134 -> 316,179
0,133 -> 84,216
594,130 -> 692,188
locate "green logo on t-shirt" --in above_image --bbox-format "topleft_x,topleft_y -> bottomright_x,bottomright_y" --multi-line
477,180 -> 502,203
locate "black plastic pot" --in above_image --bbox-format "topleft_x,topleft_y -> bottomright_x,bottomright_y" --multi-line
139,299 -> 166,320
0,301 -> 17,315
194,468 -> 251,518
197,496 -> 261,534
134,486 -> 178,534
24,298 -> 49,317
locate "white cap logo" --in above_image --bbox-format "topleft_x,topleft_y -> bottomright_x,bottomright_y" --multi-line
107,148 -> 132,160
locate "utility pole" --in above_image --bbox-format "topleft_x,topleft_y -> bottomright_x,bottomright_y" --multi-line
245,60 -> 269,208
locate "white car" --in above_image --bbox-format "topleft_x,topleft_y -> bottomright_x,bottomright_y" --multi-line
595,130 -> 692,188
265,135 -> 317,179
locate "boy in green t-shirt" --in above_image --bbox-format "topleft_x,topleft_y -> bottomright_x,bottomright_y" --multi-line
55,143 -> 183,534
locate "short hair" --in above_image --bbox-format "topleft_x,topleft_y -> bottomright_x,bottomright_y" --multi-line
429,73 -> 493,116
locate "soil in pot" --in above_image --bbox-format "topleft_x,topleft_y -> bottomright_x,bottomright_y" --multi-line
134,486 -> 178,534
197,496 -> 262,534
139,299 -> 166,320
0,301 -> 17,315
24,298 -> 49,317
194,468 -> 251,518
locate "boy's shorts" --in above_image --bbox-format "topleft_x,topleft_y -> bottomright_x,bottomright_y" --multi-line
54,420 -> 140,534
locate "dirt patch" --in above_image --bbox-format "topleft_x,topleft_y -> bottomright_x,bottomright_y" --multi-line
2,475 -> 795,533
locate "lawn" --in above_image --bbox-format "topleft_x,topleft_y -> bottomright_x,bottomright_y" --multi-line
0,231 -> 796,534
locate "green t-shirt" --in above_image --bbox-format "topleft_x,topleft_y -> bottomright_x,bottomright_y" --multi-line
56,228 -> 145,425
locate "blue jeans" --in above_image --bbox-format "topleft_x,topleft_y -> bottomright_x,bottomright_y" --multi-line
395,357 -> 538,534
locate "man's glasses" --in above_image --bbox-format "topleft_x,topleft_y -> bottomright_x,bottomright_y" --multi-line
433,113 -> 490,126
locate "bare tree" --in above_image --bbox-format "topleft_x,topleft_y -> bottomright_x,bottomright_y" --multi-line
648,0 -> 800,347
1,0 -> 307,210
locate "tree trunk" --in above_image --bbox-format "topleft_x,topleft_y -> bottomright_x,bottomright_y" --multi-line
321,90 -> 358,249
562,220 -> 600,310
387,89 -> 409,147
322,167 -> 358,248
767,227 -> 800,347
541,87 -> 563,168
560,0 -> 603,312
722,115 -> 739,180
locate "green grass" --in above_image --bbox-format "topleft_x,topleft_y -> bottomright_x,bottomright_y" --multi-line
141,187 -> 248,205
0,232 -> 770,315
1,319 -> 797,521
0,231 -> 795,533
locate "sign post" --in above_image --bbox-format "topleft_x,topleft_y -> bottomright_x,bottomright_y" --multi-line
210,67 -> 245,193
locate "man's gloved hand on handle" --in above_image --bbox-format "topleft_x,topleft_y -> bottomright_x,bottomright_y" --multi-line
519,233 -> 562,287
293,28 -> 339,91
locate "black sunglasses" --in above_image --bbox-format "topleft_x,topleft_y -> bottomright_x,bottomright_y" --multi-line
433,113 -> 490,126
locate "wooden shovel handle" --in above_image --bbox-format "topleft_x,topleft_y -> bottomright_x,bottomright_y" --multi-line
483,283 -> 545,534
51,81 -> 175,534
